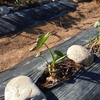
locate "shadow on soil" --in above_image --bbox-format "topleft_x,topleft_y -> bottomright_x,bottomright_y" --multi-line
22,11 -> 85,39
0,0 -> 85,38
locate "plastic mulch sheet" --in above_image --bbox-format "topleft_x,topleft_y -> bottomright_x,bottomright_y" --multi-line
0,0 -> 77,36
0,25 -> 100,100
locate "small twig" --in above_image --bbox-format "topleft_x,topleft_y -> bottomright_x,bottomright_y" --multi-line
11,30 -> 23,39
52,22 -> 57,29
85,13 -> 88,18
60,21 -> 63,28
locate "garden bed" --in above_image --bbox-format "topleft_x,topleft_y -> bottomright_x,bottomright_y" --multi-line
0,24 -> 100,100
36,59 -> 83,90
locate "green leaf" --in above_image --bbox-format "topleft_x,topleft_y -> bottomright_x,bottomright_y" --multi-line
16,0 -> 21,3
89,37 -> 95,44
54,50 -> 66,63
49,71 -> 59,73
35,52 -> 42,57
98,34 -> 100,43
94,21 -> 100,28
30,32 -> 51,52
55,55 -> 67,63
54,50 -> 64,59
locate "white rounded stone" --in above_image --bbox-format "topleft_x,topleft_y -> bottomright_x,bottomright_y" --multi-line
67,45 -> 94,66
0,6 -> 10,14
5,76 -> 46,100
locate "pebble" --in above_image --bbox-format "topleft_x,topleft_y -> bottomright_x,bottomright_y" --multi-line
5,76 -> 46,100
67,45 -> 94,66
0,6 -> 10,15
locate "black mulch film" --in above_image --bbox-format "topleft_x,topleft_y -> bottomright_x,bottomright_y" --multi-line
0,25 -> 100,100
0,0 -> 77,36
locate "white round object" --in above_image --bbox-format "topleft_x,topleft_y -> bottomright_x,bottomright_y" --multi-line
67,45 -> 94,66
0,6 -> 10,14
5,76 -> 47,100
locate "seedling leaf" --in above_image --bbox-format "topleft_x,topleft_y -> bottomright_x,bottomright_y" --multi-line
55,55 -> 67,63
89,37 -> 96,44
49,71 -> 59,73
35,52 -> 42,57
54,50 -> 64,58
94,21 -> 100,28
30,32 -> 51,51
98,35 -> 100,43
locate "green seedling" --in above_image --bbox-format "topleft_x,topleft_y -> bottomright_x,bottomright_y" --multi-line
15,0 -> 21,6
30,32 -> 67,71
89,21 -> 100,44
94,21 -> 100,43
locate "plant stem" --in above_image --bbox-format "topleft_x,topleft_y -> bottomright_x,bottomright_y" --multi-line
44,43 -> 56,67
55,55 -> 67,63
41,56 -> 50,66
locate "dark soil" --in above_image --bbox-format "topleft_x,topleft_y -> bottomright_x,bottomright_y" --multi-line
36,60 -> 82,90
87,38 -> 100,55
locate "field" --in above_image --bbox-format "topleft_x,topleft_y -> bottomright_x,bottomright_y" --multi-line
0,1 -> 100,72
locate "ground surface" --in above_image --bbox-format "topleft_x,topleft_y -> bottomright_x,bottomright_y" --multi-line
0,1 -> 100,72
